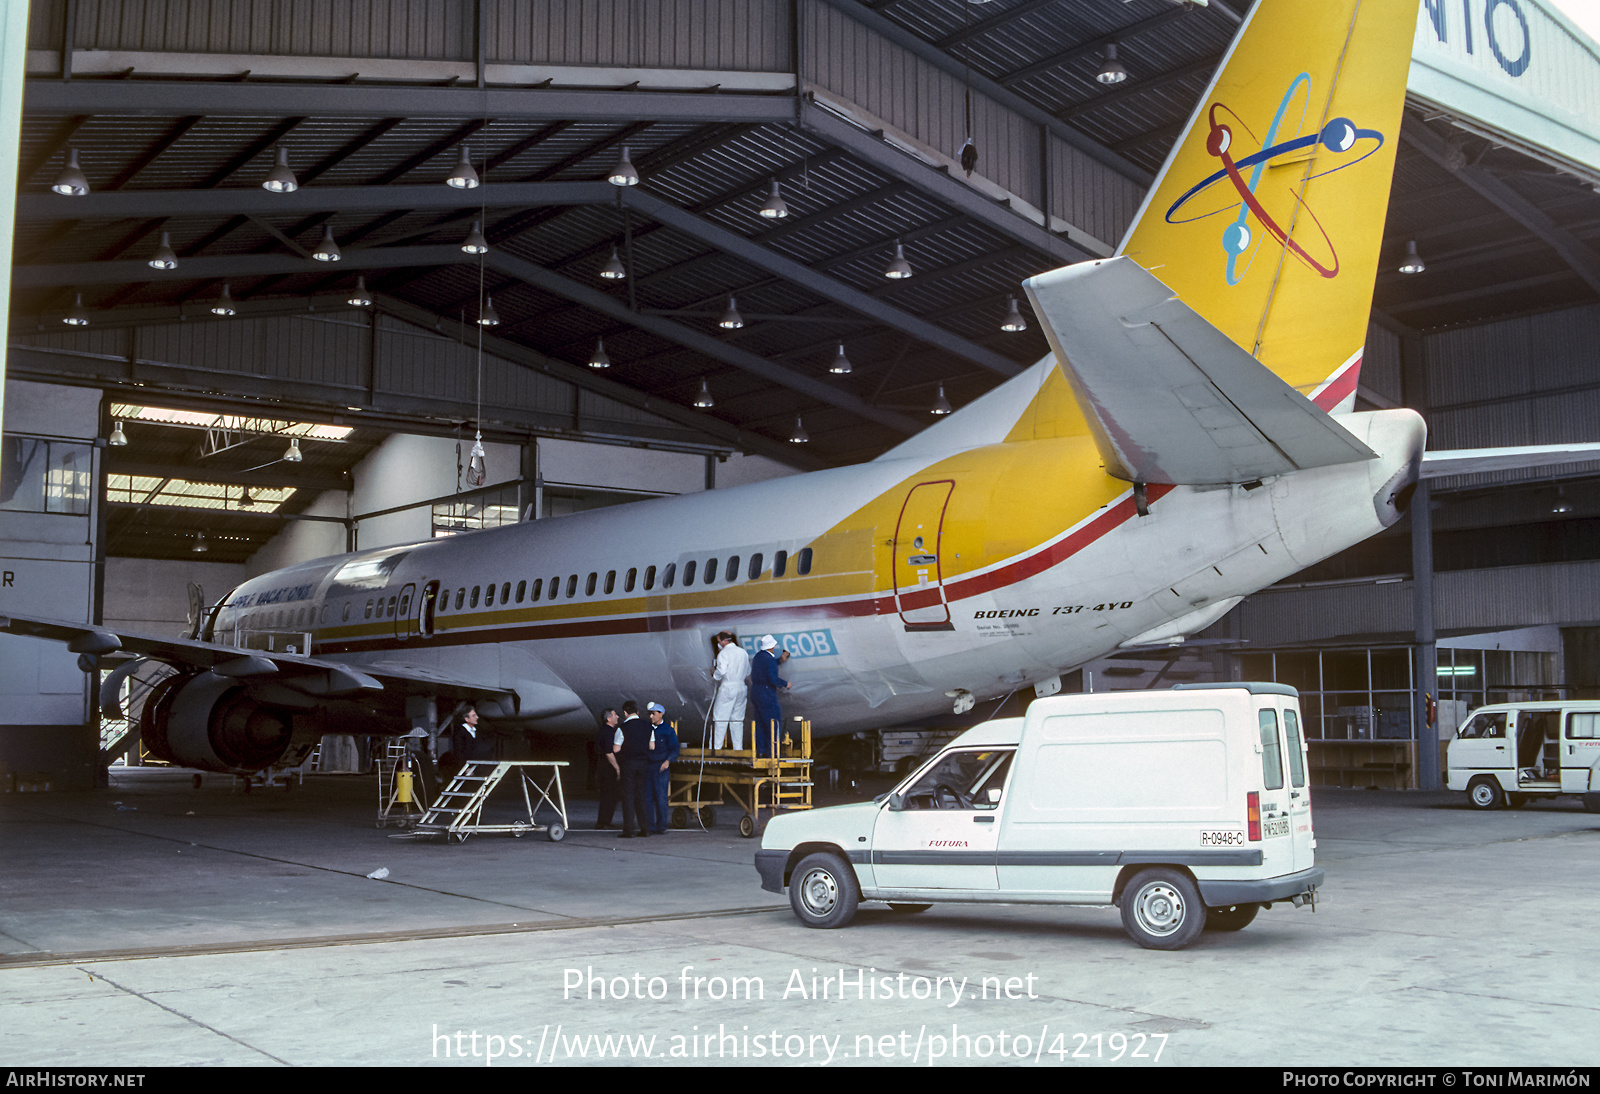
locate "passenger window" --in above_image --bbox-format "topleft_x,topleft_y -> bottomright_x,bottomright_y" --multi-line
705,558 -> 718,585
604,571 -> 616,595
726,556 -> 739,582
516,580 -> 526,603
748,553 -> 763,580
1283,708 -> 1306,788
645,565 -> 657,591
470,586 -> 480,608
797,548 -> 813,575
485,584 -> 495,607
501,582 -> 511,603
683,560 -> 697,586
548,577 -> 559,601
531,578 -> 543,601
398,594 -> 411,617
566,575 -> 577,598
585,572 -> 597,596
774,550 -> 788,578
664,563 -> 676,588
625,568 -> 637,593
1568,713 -> 1600,739
901,749 -> 1015,811
1259,709 -> 1284,790
342,603 -> 351,622
387,596 -> 397,618
454,589 -> 464,610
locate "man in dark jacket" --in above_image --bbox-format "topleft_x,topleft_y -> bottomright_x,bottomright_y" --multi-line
617,700 -> 653,838
645,702 -> 681,834
594,708 -> 621,829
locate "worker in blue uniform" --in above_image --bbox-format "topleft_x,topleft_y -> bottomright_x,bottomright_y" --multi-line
645,702 -> 681,833
750,635 -> 790,758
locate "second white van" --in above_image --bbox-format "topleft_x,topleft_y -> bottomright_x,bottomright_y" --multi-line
1446,700 -> 1600,811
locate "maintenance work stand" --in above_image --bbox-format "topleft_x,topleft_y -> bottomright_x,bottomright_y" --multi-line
669,718 -> 813,837
412,759 -> 570,843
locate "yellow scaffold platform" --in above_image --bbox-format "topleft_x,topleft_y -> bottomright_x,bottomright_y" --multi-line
668,718 -> 812,838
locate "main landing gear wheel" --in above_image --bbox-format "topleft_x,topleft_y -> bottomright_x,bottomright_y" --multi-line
789,853 -> 859,929
739,814 -> 756,838
1120,868 -> 1205,950
1468,777 -> 1504,811
1203,903 -> 1260,932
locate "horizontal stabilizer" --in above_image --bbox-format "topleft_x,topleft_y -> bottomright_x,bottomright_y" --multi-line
1421,443 -> 1600,479
1023,257 -> 1376,485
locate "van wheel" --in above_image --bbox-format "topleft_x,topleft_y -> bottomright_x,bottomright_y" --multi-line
1467,778 -> 1504,810
1203,903 -> 1260,932
789,853 -> 859,929
1120,868 -> 1205,950
887,903 -> 932,914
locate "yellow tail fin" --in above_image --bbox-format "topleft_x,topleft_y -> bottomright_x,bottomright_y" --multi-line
1117,0 -> 1415,411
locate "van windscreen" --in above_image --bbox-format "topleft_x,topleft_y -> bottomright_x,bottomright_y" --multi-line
1259,709 -> 1285,790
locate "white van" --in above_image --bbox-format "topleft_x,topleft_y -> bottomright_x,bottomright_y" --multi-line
755,683 -> 1322,950
1446,700 -> 1600,812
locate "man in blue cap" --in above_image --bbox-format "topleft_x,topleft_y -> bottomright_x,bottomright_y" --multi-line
645,702 -> 681,834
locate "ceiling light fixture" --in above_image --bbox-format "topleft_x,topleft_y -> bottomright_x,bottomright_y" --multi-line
589,338 -> 610,369
759,179 -> 789,219
789,417 -> 809,444
210,284 -> 237,316
192,531 -> 209,554
477,295 -> 500,327
148,230 -> 179,270
261,146 -> 298,193
829,344 -> 853,375
693,379 -> 715,408
461,220 -> 489,255
932,384 -> 953,416
599,246 -> 628,280
1399,239 -> 1426,274
719,295 -> 744,330
347,276 -> 372,307
445,145 -> 480,189
63,292 -> 90,326
607,145 -> 640,187
1001,295 -> 1028,332
52,148 -> 90,196
1554,487 -> 1573,515
283,438 -> 304,463
1097,43 -> 1130,86
311,227 -> 342,262
884,240 -> 913,280
108,421 -> 129,447
238,487 -> 256,509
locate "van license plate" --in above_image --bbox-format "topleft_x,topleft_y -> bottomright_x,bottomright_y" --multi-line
1263,816 -> 1291,838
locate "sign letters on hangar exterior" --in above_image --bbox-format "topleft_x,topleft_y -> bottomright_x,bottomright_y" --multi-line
1409,0 -> 1600,177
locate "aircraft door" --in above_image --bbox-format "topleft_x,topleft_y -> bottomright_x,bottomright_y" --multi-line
392,583 -> 416,641
418,580 -> 440,639
893,480 -> 955,631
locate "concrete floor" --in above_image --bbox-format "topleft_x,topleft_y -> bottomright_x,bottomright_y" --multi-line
2,768 -> 1598,1067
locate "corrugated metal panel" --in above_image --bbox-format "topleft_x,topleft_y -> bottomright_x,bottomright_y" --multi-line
1048,131 -> 1142,247
488,0 -> 788,71
1362,320 -> 1403,405
72,0 -> 474,60
1227,580 -> 1415,646
129,312 -> 369,390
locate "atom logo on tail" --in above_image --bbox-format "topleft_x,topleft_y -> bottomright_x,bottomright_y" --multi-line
1164,73 -> 1384,285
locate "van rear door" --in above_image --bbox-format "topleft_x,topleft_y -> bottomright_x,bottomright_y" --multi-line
1255,707 -> 1300,877
1280,703 -> 1315,873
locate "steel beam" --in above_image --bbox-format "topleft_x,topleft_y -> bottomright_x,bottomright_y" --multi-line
16,180 -> 613,221
24,79 -> 799,124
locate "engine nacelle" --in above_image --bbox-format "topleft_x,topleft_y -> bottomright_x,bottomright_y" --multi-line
140,670 -> 298,774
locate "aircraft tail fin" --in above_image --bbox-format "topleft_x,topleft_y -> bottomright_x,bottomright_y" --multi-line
1115,0 -> 1415,411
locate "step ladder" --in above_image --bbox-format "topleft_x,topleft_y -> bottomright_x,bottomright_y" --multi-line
415,760 -> 569,843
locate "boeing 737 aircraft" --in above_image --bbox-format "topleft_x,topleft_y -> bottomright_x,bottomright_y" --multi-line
7,0 -> 1600,776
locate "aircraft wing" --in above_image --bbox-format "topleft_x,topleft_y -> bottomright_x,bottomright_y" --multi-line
1023,256 -> 1377,485
0,612 -> 516,710
1420,444 -> 1600,479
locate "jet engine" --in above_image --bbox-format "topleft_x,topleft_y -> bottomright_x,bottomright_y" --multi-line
138,669 -> 301,773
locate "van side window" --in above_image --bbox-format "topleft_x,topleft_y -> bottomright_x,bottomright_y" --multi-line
1568,712 -> 1600,739
644,566 -> 656,591
798,547 -> 813,575
726,556 -> 739,583
1459,712 -> 1506,739
625,568 -> 637,593
1283,708 -> 1306,788
748,553 -> 763,580
1259,710 -> 1284,790
774,550 -> 788,578
901,749 -> 1016,811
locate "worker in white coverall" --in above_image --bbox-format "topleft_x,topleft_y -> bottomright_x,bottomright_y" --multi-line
710,630 -> 752,749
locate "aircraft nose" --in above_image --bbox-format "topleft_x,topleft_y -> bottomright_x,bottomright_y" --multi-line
1367,409 -> 1427,528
